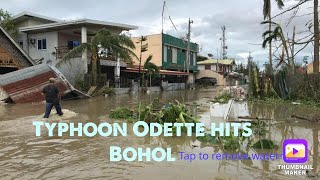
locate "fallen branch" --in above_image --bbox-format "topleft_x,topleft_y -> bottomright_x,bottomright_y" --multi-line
291,114 -> 320,122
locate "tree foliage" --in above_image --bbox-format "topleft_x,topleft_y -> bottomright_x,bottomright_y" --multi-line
263,0 -> 284,20
0,9 -> 17,37
261,21 -> 292,70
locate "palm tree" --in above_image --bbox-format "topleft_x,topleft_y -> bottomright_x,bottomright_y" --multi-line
263,0 -> 284,71
57,29 -> 136,86
142,55 -> 159,90
262,21 -> 290,69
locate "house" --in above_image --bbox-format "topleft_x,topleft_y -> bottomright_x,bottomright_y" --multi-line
125,33 -> 199,89
197,59 -> 235,72
11,11 -> 138,83
0,25 -> 88,103
0,26 -> 35,74
306,61 -> 320,74
197,59 -> 235,86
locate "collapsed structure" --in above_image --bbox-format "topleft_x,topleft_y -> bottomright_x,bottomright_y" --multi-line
0,64 -> 89,103
0,26 -> 88,103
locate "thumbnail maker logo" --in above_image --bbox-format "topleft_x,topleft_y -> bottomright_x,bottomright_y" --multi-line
283,139 -> 308,164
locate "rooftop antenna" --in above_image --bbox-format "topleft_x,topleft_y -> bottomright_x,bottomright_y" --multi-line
220,26 -> 227,59
162,1 -> 166,33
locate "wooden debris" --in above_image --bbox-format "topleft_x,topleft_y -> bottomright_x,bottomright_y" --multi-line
86,86 -> 97,96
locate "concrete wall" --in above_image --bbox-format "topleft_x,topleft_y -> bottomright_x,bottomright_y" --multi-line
114,88 -> 131,95
161,81 -> 185,91
131,34 -> 162,67
56,57 -> 86,85
27,31 -> 58,63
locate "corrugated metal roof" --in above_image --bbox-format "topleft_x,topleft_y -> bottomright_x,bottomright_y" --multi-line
0,64 -> 89,103
0,64 -> 49,86
197,59 -> 235,65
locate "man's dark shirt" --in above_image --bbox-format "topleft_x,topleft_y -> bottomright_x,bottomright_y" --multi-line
42,84 -> 59,103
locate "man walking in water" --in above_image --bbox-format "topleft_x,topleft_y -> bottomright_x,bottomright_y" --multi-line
42,78 -> 63,118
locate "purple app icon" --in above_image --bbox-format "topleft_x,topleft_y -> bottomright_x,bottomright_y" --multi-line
283,139 -> 308,164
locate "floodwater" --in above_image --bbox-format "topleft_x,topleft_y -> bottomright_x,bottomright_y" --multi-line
0,88 -> 320,180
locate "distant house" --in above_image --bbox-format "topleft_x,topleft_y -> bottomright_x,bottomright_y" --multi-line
127,33 -> 199,85
306,61 -> 320,74
196,59 -> 235,86
11,11 -> 138,83
197,59 -> 235,72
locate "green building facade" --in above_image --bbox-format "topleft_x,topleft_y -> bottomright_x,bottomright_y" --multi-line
162,33 -> 198,72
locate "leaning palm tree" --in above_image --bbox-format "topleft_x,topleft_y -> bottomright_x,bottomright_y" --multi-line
142,55 -> 159,90
263,0 -> 284,71
262,21 -> 290,69
57,29 -> 136,86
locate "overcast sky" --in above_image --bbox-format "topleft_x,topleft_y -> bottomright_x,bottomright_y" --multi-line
1,0 -> 315,66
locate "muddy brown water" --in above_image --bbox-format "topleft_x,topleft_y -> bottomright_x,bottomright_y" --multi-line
0,88 -> 319,180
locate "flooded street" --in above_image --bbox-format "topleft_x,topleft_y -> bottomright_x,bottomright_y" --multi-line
1,88 -> 320,180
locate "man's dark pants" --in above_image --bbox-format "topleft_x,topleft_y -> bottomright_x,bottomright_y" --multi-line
44,102 -> 63,118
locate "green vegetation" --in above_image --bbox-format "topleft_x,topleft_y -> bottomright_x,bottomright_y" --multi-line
212,92 -> 232,104
142,55 -> 159,91
0,9 -> 18,37
109,107 -> 135,119
252,139 -> 278,149
109,98 -> 199,132
197,118 -> 277,151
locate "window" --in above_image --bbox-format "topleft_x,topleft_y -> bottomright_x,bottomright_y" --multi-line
164,45 -> 167,62
172,47 -> 177,64
68,40 -> 80,49
205,65 -> 211,70
37,39 -> 47,50
18,41 -> 23,48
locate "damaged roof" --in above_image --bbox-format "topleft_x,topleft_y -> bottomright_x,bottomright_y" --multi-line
0,64 -> 89,103
0,26 -> 35,67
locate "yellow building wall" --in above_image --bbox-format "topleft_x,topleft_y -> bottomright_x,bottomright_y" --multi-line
196,70 -> 226,86
307,62 -> 320,74
131,34 -> 162,67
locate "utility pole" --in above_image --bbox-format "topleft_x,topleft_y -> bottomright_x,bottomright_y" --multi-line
186,18 -> 193,74
248,52 -> 253,97
221,26 -> 227,59
185,18 -> 193,89
216,48 -> 219,72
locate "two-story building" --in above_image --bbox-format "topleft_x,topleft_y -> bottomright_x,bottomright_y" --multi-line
197,59 -> 235,86
11,11 -> 138,83
127,33 -> 199,86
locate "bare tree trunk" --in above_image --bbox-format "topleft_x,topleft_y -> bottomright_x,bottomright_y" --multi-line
268,4 -> 273,72
92,54 -> 98,86
314,0 -> 319,73
291,26 -> 296,72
